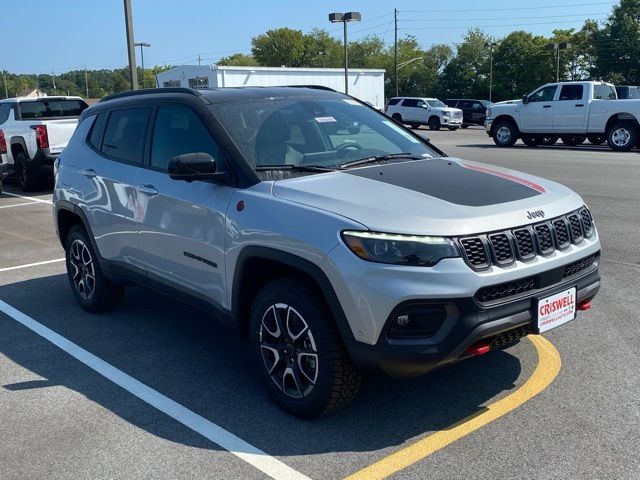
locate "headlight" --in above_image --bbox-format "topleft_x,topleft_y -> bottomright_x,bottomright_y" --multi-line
486,108 -> 492,118
342,231 -> 459,267
442,111 -> 450,117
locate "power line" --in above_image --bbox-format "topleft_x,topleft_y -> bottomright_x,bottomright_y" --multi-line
400,13 -> 608,22
399,18 -> 608,30
400,1 -> 616,13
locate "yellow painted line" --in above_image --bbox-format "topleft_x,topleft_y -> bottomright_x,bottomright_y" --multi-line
344,335 -> 561,480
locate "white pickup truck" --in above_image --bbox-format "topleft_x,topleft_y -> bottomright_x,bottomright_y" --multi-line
484,81 -> 640,151
0,96 -> 89,191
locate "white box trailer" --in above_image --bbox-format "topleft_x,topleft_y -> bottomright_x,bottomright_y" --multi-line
156,65 -> 386,110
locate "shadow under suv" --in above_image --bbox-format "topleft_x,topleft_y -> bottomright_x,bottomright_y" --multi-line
53,86 -> 601,417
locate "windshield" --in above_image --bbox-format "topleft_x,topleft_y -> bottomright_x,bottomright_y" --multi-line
209,94 -> 438,170
426,99 -> 446,108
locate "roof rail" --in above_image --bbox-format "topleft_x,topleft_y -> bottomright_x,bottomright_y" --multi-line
99,87 -> 202,103
285,85 -> 337,92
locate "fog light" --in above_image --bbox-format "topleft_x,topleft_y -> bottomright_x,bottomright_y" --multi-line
387,304 -> 449,339
396,315 -> 410,326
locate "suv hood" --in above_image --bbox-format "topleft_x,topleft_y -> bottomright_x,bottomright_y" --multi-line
272,158 -> 584,236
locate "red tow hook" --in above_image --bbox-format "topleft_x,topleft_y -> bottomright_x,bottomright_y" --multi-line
466,341 -> 491,357
578,300 -> 592,311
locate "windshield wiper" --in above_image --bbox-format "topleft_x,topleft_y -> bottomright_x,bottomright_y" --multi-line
255,164 -> 336,173
338,153 -> 424,169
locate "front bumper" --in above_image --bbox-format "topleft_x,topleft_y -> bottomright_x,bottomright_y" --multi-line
344,265 -> 600,377
442,117 -> 463,125
484,119 -> 493,134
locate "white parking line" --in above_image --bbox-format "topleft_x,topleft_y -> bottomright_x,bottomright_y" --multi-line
0,201 -> 40,209
1,191 -> 53,205
0,258 -> 66,272
0,299 -> 310,480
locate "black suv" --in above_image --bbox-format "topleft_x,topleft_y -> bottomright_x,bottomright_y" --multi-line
443,99 -> 491,128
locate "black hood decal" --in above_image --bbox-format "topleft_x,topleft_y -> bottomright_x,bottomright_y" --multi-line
343,159 -> 544,206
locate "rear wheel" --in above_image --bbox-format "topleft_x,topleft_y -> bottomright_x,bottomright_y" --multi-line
428,116 -> 441,131
249,278 -> 362,418
15,151 -> 40,192
409,123 -> 421,129
461,124 -> 470,129
65,225 -> 124,312
587,135 -> 606,145
491,120 -> 518,147
560,136 -> 586,146
607,122 -> 637,151
540,136 -> 559,146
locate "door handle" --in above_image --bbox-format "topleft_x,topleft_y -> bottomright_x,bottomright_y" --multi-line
542,105 -> 551,108
575,104 -> 584,107
79,168 -> 96,178
136,184 -> 158,196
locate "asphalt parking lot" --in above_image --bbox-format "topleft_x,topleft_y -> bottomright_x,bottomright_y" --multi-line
1,127 -> 639,479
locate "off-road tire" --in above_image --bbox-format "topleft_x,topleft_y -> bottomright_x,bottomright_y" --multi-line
587,135 -> 605,145
560,136 -> 586,146
249,277 -> 362,418
65,225 -> 124,312
522,136 -> 542,147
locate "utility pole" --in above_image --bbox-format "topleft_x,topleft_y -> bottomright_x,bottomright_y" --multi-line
84,66 -> 89,98
52,70 -> 57,94
394,8 -> 398,97
485,41 -> 497,102
546,42 -> 570,83
329,12 -> 361,95
123,0 -> 138,90
198,54 -> 202,66
2,71 -> 7,98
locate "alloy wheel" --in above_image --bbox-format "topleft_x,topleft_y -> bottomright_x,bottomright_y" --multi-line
259,303 -> 318,399
611,127 -> 631,147
69,239 -> 96,300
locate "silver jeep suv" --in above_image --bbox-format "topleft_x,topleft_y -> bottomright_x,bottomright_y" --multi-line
53,87 -> 601,417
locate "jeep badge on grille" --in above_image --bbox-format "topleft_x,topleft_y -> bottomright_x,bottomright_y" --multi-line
527,210 -> 545,220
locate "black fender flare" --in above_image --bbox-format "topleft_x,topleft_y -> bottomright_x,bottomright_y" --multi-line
55,200 -> 102,259
232,246 -> 355,341
9,137 -> 28,161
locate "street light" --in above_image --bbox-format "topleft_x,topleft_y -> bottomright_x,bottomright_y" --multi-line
397,57 -> 423,70
546,42 -> 570,83
318,51 -> 326,68
484,41 -> 498,102
329,11 -> 361,94
135,41 -> 151,88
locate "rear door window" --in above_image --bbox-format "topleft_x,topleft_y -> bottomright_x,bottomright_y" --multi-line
100,107 -> 150,164
387,98 -> 401,106
559,84 -> 584,101
593,84 -> 617,100
401,99 -> 418,108
18,99 -> 88,119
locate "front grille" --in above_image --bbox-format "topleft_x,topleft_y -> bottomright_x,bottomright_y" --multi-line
491,324 -> 533,348
552,218 -> 570,249
568,214 -> 584,242
475,276 -> 536,303
563,253 -> 598,278
460,237 -> 489,267
488,233 -> 514,264
457,206 -> 594,270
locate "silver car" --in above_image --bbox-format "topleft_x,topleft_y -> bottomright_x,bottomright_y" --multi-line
53,87 -> 601,417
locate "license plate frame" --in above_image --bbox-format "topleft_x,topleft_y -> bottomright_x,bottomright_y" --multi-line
535,287 -> 577,333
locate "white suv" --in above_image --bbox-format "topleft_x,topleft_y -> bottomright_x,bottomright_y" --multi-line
385,97 -> 463,130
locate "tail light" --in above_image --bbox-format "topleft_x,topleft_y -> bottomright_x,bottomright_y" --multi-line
31,125 -> 49,149
0,129 -> 6,154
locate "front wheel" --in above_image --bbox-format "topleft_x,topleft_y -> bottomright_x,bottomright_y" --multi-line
492,121 -> 518,147
249,278 -> 362,418
65,225 -> 124,312
428,117 -> 441,131
391,113 -> 403,123
607,122 -> 637,151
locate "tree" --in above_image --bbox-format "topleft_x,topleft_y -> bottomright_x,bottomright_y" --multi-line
440,29 -> 492,99
217,53 -> 259,66
251,28 -> 310,67
593,0 -> 640,84
305,29 -> 342,68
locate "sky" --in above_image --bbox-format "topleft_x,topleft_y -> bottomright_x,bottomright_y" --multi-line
1,0 -> 620,74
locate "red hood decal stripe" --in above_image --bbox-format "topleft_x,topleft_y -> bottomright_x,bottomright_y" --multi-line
462,163 -> 546,193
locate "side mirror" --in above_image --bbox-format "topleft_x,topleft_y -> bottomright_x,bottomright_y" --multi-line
168,152 -> 228,182
522,95 -> 530,105
421,104 -> 429,108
